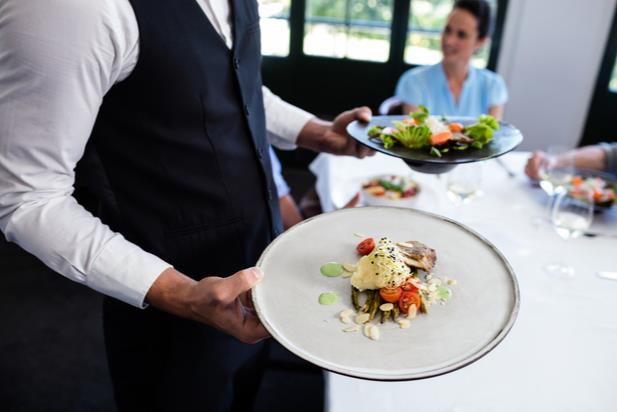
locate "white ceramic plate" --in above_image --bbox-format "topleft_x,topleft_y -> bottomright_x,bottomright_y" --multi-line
253,206 -> 519,381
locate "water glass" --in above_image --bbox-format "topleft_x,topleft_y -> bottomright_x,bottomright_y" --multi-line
446,163 -> 482,205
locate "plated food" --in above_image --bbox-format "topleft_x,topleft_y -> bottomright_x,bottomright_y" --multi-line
253,206 -> 519,381
346,112 -> 523,174
367,105 -> 499,158
362,175 -> 420,206
318,236 -> 455,341
567,173 -> 616,209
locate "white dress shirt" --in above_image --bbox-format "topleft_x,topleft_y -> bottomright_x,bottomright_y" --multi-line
0,0 -> 313,307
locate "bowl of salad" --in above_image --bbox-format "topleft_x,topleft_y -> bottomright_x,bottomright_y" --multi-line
361,175 -> 420,207
346,105 -> 523,174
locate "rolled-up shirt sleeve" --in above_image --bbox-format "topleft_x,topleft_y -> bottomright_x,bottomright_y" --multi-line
0,0 -> 170,307
599,142 -> 617,173
262,86 -> 314,150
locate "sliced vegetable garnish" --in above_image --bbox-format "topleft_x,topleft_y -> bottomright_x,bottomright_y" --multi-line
320,262 -> 344,277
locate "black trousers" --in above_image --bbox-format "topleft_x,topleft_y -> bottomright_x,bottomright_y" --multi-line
103,297 -> 269,412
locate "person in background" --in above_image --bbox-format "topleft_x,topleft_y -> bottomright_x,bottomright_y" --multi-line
394,0 -> 507,119
271,147 -> 360,229
525,143 -> 617,180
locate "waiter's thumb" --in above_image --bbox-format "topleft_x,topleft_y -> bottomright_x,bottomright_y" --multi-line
223,267 -> 264,300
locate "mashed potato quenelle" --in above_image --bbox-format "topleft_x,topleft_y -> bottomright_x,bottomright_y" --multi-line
351,237 -> 411,291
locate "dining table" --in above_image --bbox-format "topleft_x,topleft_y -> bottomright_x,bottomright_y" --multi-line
308,151 -> 617,412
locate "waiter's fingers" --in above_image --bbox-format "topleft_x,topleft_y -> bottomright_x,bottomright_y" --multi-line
219,267 -> 263,302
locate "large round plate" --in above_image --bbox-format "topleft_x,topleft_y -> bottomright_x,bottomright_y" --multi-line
252,207 -> 520,381
347,116 -> 523,173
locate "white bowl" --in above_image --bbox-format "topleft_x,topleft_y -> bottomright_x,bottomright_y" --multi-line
361,175 -> 421,208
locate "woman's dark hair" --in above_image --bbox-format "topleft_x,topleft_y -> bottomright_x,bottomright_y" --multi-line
453,0 -> 492,39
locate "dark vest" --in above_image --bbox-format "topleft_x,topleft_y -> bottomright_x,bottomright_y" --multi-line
82,0 -> 281,278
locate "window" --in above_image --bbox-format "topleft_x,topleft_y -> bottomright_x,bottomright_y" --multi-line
404,0 -> 497,68
259,0 -> 291,57
303,0 -> 394,62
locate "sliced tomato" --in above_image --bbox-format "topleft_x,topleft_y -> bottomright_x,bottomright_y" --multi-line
356,238 -> 375,256
448,122 -> 464,133
400,282 -> 419,293
398,291 -> 422,314
379,287 -> 403,303
430,131 -> 453,146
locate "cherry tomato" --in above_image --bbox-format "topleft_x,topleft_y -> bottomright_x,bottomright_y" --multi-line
356,238 -> 375,256
400,282 -> 419,293
379,287 -> 403,303
398,291 -> 422,314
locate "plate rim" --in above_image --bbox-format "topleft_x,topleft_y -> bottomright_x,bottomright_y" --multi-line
346,115 -> 523,165
252,206 -> 521,381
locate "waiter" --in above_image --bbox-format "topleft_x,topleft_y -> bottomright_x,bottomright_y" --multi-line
0,0 -> 372,410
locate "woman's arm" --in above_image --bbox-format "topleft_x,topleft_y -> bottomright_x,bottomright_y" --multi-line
488,105 -> 504,120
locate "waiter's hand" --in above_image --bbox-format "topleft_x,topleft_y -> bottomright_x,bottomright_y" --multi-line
296,106 -> 375,158
146,267 -> 269,344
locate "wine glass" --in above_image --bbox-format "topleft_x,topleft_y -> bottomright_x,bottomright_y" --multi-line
533,146 -> 574,227
544,191 -> 594,277
538,146 -> 574,194
446,163 -> 482,205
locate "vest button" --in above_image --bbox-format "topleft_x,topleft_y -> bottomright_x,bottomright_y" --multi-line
258,148 -> 264,159
244,105 -> 250,116
233,58 -> 240,70
268,188 -> 273,200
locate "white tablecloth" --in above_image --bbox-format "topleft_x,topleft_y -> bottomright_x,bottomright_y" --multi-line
309,152 -> 617,412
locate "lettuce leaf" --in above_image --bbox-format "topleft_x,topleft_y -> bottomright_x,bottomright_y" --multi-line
410,104 -> 429,124
463,115 -> 500,148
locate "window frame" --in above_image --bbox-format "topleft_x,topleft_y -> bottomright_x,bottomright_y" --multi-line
264,0 -> 508,69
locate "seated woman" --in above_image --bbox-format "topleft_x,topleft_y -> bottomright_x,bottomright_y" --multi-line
395,0 -> 507,119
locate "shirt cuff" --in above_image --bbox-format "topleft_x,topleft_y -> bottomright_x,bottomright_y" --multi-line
263,86 -> 314,150
87,234 -> 172,308
599,142 -> 617,172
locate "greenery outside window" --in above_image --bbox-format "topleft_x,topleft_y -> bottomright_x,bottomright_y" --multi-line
259,0 -> 291,57
303,0 -> 394,62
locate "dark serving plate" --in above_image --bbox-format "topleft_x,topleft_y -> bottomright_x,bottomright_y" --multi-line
347,115 -> 524,174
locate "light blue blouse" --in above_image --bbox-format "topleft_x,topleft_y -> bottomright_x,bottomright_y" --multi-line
395,63 -> 508,117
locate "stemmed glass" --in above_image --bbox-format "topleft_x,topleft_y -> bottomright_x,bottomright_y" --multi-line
446,163 -> 482,206
533,146 -> 575,227
538,146 -> 574,196
544,191 -> 594,278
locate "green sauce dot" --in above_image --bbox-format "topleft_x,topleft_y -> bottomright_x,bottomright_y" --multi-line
437,286 -> 452,300
318,292 -> 339,305
320,262 -> 343,277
